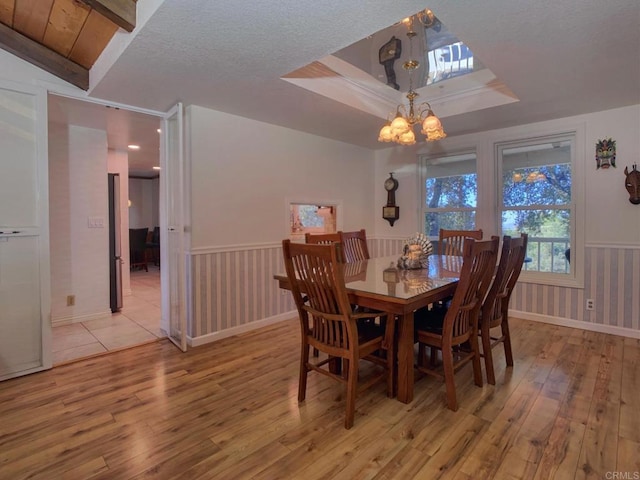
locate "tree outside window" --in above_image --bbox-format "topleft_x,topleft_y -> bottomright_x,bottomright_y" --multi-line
422,153 -> 477,237
499,139 -> 573,274
421,133 -> 577,283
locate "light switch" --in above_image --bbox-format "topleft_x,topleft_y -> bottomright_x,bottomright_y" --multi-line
88,216 -> 105,228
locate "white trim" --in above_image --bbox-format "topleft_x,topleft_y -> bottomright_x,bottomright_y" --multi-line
369,235 -> 407,241
49,91 -> 165,117
586,243 -> 640,250
52,309 -> 113,327
189,237 -> 411,254
187,239 -> 640,255
37,84 -> 53,371
190,242 -> 281,255
511,310 -> 640,339
0,364 -> 50,382
188,311 -> 296,347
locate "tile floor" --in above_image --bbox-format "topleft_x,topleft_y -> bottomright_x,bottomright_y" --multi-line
52,267 -> 164,365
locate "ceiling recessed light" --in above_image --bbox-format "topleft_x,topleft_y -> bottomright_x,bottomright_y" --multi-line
152,166 -> 161,170
128,144 -> 140,150
157,128 -> 161,133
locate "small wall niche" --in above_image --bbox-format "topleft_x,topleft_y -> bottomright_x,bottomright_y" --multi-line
289,203 -> 338,240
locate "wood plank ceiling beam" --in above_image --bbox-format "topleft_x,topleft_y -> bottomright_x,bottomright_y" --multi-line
0,22 -> 89,90
78,0 -> 136,32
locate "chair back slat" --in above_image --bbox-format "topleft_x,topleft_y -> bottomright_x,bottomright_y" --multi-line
305,232 -> 341,245
439,228 -> 483,257
340,229 -> 370,263
305,232 -> 347,263
443,237 -> 499,342
482,234 -> 528,328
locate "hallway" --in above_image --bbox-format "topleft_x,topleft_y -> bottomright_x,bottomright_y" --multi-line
51,268 -> 163,365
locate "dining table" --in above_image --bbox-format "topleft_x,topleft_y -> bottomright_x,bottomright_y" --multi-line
273,254 -> 461,404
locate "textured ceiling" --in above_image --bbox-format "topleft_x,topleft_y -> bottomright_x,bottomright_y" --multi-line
82,0 -> 639,152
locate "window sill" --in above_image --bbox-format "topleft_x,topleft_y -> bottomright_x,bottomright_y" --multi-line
518,270 -> 583,289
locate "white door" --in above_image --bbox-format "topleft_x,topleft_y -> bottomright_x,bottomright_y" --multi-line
160,103 -> 187,351
0,81 -> 51,380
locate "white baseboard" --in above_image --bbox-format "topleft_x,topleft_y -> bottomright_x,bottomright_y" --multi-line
187,310 -> 297,347
187,309 -> 640,348
511,309 -> 640,340
52,309 -> 113,327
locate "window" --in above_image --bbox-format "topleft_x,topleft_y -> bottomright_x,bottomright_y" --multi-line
498,136 -> 573,276
420,128 -> 583,287
421,152 -> 477,237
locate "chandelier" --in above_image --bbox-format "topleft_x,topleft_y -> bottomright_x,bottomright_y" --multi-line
378,13 -> 446,145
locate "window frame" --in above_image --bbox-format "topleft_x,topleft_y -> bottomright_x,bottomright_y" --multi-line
419,151 -> 479,240
495,131 -> 584,287
418,123 -> 585,289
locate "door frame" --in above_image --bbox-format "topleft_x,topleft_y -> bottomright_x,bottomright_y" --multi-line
160,103 -> 188,351
45,93 -> 188,352
0,78 -> 51,379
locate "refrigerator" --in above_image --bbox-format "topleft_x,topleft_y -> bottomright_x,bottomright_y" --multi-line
108,174 -> 123,312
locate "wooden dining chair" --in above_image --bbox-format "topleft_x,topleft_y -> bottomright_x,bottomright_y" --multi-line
479,233 -> 528,384
340,229 -> 370,263
304,232 -> 341,245
439,228 -> 483,256
129,227 -> 149,271
305,232 -> 345,264
414,237 -> 499,411
282,240 -> 395,429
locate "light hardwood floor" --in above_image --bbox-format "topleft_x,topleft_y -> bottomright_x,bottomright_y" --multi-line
1,316 -> 639,479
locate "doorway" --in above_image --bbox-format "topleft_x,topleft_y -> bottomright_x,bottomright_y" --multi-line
47,94 -> 165,364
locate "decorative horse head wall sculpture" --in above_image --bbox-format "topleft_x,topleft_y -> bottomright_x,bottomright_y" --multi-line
624,164 -> 640,205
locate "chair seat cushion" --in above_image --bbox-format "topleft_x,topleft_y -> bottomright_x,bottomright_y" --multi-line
357,321 -> 386,343
414,305 -> 447,335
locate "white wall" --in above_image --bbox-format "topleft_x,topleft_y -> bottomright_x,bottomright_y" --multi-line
49,124 -> 110,324
187,105 -> 376,249
583,107 -> 640,245
373,105 -> 640,244
186,105 -> 376,340
128,177 -> 159,230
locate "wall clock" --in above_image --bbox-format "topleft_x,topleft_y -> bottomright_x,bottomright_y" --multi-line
382,172 -> 399,226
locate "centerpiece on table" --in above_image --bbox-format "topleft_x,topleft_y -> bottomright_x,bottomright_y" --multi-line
397,232 -> 433,270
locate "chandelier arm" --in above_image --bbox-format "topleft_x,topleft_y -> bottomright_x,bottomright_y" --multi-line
416,102 -> 433,120
376,10 -> 446,145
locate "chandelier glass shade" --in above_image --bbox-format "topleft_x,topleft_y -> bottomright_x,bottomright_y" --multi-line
378,12 -> 446,145
377,92 -> 447,145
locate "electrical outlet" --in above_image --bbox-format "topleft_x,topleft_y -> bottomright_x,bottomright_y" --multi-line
67,295 -> 75,306
586,299 -> 594,311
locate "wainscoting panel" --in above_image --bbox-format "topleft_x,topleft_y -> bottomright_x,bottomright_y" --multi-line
368,238 -> 404,258
511,246 -> 640,331
188,241 -> 640,343
190,245 -> 295,338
